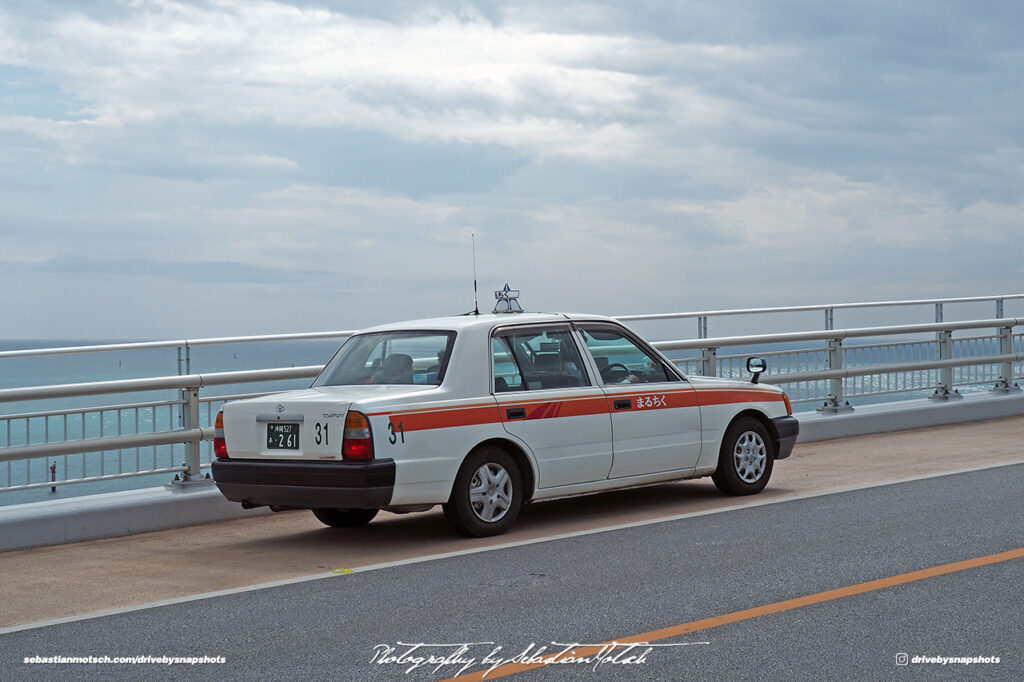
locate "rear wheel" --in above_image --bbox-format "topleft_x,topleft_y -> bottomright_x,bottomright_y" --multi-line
311,507 -> 379,527
443,446 -> 523,537
712,417 -> 774,495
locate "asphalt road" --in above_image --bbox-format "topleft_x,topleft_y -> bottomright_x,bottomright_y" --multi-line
6,415 -> 1024,631
3,462 -> 1022,681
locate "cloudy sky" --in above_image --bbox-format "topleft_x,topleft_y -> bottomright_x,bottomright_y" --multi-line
1,0 -> 1022,340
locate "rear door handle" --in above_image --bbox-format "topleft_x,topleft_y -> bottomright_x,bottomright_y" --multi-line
506,407 -> 526,419
614,399 -> 632,410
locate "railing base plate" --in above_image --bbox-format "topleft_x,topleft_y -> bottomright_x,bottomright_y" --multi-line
166,477 -> 216,490
929,390 -> 964,401
817,402 -> 854,414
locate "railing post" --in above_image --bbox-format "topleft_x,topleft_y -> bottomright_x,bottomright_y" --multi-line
701,347 -> 717,377
176,343 -> 191,376
170,385 -> 210,486
825,307 -> 834,331
992,325 -> 1020,393
177,342 -> 193,430
929,330 -> 961,400
818,337 -> 853,413
697,316 -> 708,339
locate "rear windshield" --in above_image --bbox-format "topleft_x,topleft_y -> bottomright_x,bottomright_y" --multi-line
312,331 -> 455,386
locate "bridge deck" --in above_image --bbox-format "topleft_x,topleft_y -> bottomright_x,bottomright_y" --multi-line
2,415 -> 1022,630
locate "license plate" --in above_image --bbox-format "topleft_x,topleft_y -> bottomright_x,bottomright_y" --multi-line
267,423 -> 300,450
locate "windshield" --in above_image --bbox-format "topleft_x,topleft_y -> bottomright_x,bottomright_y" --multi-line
312,330 -> 455,387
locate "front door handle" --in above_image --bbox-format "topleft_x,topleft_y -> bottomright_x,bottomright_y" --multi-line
614,399 -> 632,410
506,407 -> 526,419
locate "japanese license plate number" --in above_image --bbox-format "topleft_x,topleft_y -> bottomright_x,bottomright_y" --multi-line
267,423 -> 300,450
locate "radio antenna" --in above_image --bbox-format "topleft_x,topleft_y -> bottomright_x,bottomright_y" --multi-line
472,233 -> 480,315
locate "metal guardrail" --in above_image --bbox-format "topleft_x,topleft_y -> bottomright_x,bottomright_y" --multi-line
0,330 -> 354,376
0,367 -> 322,494
655,318 -> 1023,410
619,293 -> 1024,338
2,297 -> 1023,496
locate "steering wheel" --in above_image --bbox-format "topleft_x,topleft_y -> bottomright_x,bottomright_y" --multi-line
600,363 -> 631,383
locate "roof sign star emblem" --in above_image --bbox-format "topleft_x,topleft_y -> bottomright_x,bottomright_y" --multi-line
493,284 -> 523,313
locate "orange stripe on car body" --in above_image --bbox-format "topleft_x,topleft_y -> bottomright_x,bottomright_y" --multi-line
366,387 -> 784,434
697,388 -> 786,405
515,396 -> 608,420
378,405 -> 503,432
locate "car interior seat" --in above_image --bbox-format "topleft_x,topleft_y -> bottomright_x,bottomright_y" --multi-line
379,353 -> 414,383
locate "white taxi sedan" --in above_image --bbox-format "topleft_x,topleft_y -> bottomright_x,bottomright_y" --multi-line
212,312 -> 798,537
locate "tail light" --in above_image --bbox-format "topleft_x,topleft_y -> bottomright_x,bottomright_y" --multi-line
214,410 -> 229,459
342,411 -> 374,461
782,393 -> 793,416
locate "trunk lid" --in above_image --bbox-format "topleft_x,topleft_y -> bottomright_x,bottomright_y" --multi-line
221,385 -> 433,460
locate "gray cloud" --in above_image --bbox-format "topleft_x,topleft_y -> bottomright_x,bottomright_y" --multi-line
0,0 -> 1021,338
5,256 -> 336,285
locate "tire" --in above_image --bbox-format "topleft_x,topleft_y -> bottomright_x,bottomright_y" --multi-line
311,507 -> 379,528
443,446 -> 523,537
712,416 -> 774,496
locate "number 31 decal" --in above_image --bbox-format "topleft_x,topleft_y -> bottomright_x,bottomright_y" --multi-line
387,421 -> 405,444
314,422 -> 329,445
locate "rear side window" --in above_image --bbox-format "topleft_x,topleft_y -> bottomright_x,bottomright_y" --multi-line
492,327 -> 589,391
313,331 -> 455,386
493,336 -> 525,391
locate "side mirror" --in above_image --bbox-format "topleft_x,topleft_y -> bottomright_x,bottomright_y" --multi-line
746,357 -> 767,384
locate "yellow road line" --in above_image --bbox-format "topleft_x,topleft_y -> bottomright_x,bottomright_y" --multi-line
442,546 -> 1024,681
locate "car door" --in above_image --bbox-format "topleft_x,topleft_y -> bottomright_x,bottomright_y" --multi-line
576,323 -> 703,478
492,324 -> 614,488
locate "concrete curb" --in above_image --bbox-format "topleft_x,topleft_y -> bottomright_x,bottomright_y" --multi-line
0,484 -> 270,552
2,390 -> 1023,552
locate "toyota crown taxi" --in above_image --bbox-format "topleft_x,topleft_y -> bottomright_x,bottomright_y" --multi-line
212,307 -> 798,537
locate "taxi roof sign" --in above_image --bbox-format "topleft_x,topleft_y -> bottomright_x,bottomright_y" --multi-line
493,284 -> 523,313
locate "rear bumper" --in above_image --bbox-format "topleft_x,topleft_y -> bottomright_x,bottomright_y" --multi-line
211,458 -> 395,509
771,416 -> 800,459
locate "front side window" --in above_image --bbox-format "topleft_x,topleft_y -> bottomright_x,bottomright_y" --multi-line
492,327 -> 589,391
313,331 -> 455,386
579,326 -> 677,385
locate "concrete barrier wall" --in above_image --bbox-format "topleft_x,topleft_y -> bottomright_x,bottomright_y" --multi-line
2,390 -> 1022,552
796,390 -> 1024,442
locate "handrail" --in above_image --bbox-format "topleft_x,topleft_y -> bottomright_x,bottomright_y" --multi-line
653,318 -> 1023,351
1,317 -> 1018,405
1,398 -> 184,421
0,331 -> 355,360
0,366 -> 323,403
619,294 -> 1024,321
0,427 -> 213,464
2,466 -> 189,493
1,293 -> 1021,360
758,352 -> 1024,385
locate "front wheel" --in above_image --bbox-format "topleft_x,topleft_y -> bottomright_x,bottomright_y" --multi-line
712,417 -> 774,496
312,507 -> 379,527
443,446 -> 523,537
